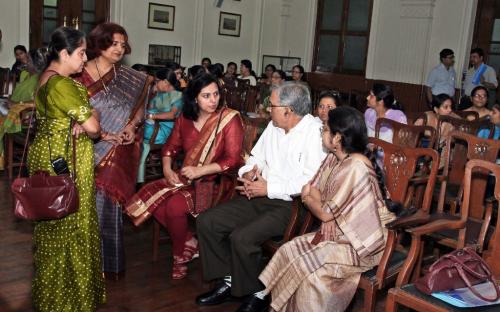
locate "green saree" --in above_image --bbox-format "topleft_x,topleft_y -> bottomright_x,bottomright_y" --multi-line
27,75 -> 105,311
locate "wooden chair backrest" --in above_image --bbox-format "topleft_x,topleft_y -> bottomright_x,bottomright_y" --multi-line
0,67 -> 10,96
455,110 -> 479,120
407,112 -> 428,126
244,85 -> 260,113
375,118 -> 437,149
440,131 -> 500,217
369,137 -> 439,212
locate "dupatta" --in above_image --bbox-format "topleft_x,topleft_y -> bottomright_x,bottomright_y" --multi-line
75,65 -> 154,205
125,108 -> 239,226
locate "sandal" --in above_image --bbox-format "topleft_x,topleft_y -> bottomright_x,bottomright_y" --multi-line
172,262 -> 188,280
176,238 -> 199,264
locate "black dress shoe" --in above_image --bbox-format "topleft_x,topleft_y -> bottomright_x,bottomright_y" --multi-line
236,295 -> 270,312
195,282 -> 233,306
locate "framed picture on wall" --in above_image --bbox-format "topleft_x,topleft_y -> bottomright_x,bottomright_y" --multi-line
218,12 -> 241,37
148,3 -> 175,31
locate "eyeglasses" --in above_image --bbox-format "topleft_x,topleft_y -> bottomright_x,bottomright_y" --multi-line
267,104 -> 289,109
473,94 -> 488,99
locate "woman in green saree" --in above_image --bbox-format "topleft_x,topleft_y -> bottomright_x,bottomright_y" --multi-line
27,27 -> 104,311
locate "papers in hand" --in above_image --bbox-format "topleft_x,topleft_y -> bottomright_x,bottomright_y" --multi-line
431,282 -> 500,308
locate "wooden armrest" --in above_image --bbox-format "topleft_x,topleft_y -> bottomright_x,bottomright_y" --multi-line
406,219 -> 465,236
386,211 -> 430,230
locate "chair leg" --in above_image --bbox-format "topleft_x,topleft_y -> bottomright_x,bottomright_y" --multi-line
7,134 -> 13,179
363,287 -> 377,312
152,220 -> 161,262
385,289 -> 398,312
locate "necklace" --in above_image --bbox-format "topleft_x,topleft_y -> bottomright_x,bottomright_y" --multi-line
94,59 -> 116,94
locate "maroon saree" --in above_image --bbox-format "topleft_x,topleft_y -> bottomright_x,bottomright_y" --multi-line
75,65 -> 154,205
125,108 -> 243,226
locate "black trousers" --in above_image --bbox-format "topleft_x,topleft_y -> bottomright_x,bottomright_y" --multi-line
197,195 -> 292,297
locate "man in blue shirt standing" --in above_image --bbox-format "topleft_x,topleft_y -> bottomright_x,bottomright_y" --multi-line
425,49 -> 456,105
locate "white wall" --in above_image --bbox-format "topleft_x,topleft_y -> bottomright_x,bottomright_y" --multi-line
366,0 -> 477,87
0,0 -> 30,68
113,0 -> 315,74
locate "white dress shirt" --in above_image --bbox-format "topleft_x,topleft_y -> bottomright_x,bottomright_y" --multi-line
425,63 -> 456,96
238,114 -> 326,201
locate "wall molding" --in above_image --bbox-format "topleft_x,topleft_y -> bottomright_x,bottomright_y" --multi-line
400,0 -> 435,19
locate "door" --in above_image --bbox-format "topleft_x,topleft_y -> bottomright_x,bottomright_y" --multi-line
30,0 -> 109,49
472,0 -> 500,102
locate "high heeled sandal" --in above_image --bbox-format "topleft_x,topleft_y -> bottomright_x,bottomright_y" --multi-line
172,263 -> 188,280
176,240 -> 199,264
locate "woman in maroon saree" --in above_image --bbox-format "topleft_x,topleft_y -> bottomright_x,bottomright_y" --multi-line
126,73 -> 244,279
74,23 -> 153,279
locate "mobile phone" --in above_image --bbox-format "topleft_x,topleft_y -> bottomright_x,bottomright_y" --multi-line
51,157 -> 70,175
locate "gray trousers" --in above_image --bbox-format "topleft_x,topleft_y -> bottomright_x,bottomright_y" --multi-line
197,195 -> 292,297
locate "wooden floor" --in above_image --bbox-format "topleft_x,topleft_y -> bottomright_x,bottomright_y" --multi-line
0,171 -> 387,312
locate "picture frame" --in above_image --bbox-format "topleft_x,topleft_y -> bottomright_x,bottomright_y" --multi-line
147,3 -> 175,31
218,12 -> 241,37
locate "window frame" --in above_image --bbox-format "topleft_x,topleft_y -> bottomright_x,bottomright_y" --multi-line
312,0 -> 373,76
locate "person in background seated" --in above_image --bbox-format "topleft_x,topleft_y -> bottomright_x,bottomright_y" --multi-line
188,65 -> 205,81
464,86 -> 491,119
127,73 -> 244,279
415,94 -> 457,165
223,61 -> 238,88
239,59 -> 257,86
201,57 -> 212,70
259,64 -> 276,85
137,68 -> 183,184
316,90 -> 342,124
165,61 -> 187,89
291,64 -> 310,89
9,48 -> 47,104
258,64 -> 277,112
131,63 -> 148,75
195,82 -> 326,312
11,45 -> 29,81
478,104 -> 500,139
259,106 -> 396,312
364,83 -> 407,142
208,63 -> 225,87
0,48 -> 47,170
258,70 -> 286,117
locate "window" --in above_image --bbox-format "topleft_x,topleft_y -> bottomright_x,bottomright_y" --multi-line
312,0 -> 372,75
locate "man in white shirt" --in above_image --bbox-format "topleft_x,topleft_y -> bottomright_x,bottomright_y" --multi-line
425,49 -> 456,104
462,48 -> 498,108
196,82 -> 326,311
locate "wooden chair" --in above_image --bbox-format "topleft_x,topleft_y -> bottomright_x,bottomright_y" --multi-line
428,132 -> 500,253
375,118 -> 437,149
455,110 -> 479,120
5,105 -> 35,179
143,121 -> 166,182
356,138 -> 439,312
385,159 -> 500,312
407,112 -> 428,126
262,197 -> 315,255
0,67 -> 11,96
243,85 -> 260,113
152,118 -> 260,261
